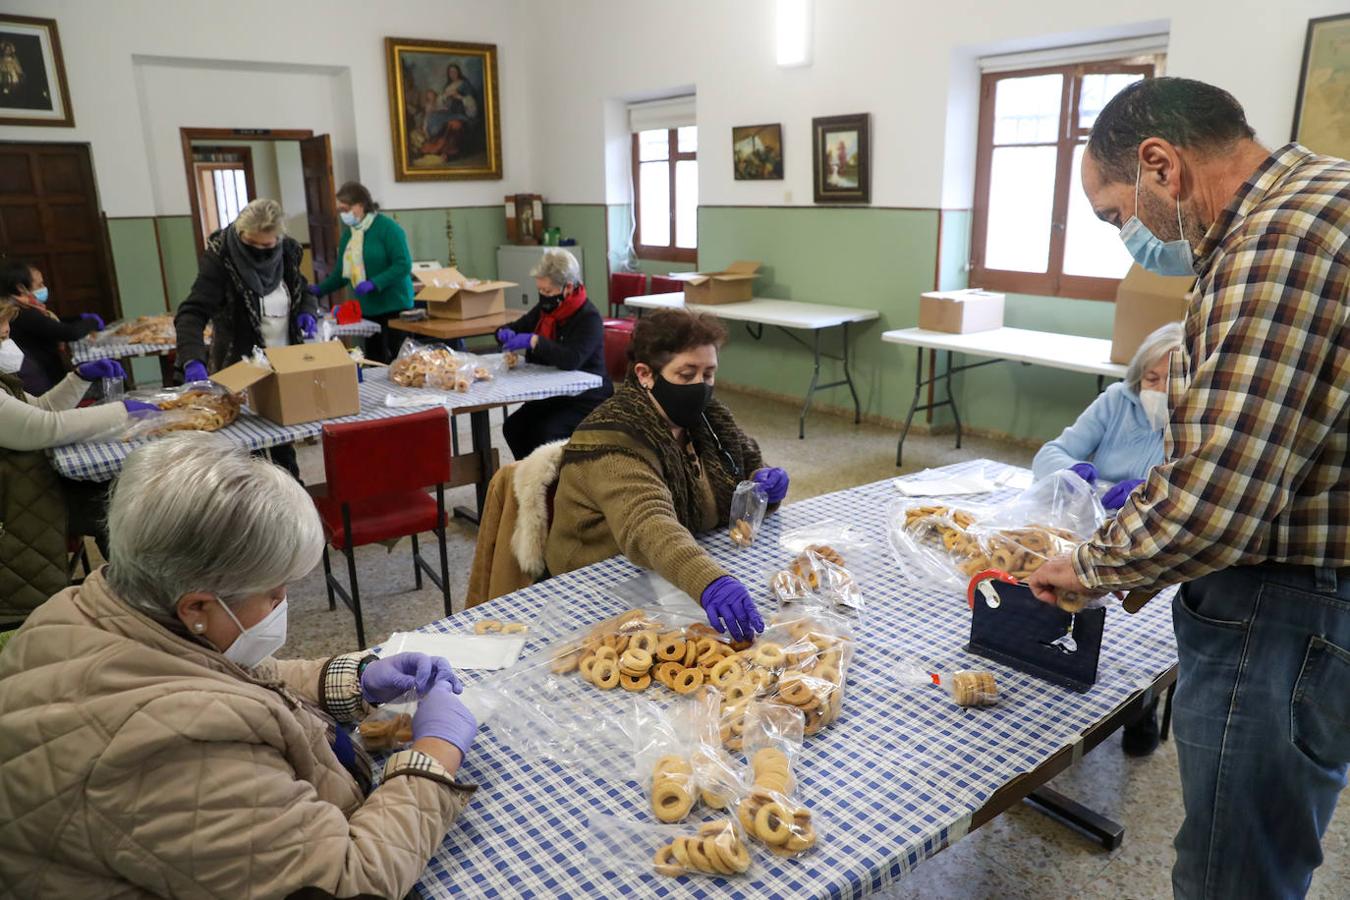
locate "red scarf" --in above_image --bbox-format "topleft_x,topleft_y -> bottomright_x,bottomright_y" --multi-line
537,284 -> 588,340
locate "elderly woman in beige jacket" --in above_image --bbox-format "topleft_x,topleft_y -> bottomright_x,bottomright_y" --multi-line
0,433 -> 479,898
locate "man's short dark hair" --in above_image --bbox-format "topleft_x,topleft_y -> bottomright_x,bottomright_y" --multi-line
1087,77 -> 1256,184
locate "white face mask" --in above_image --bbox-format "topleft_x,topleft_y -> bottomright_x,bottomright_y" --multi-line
215,596 -> 288,668
0,338 -> 24,375
1139,389 -> 1169,431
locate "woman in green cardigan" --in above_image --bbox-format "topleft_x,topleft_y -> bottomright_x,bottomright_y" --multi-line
309,181 -> 414,362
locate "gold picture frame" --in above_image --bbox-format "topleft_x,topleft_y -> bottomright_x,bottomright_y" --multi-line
1291,13 -> 1350,159
0,14 -> 74,127
385,37 -> 502,181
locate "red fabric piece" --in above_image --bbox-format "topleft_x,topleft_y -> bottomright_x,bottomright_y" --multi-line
648,276 -> 684,294
536,284 -> 588,340
334,300 -> 362,325
602,321 -> 633,382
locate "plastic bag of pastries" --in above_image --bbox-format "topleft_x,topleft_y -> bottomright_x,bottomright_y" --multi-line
112,381 -> 243,440
585,812 -> 756,879
771,544 -> 864,615
354,688 -> 417,752
759,613 -> 852,736
896,659 -> 1000,708
728,480 -> 769,548
733,702 -> 821,858
388,339 -> 461,387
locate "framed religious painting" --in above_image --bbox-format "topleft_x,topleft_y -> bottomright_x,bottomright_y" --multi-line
385,37 -> 502,181
1291,13 -> 1350,158
0,15 -> 74,127
812,113 -> 870,203
733,123 -> 784,180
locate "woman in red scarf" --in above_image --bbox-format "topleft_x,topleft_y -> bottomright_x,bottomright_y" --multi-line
495,249 -> 613,460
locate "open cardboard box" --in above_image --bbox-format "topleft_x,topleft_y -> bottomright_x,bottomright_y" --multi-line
414,266 -> 517,320
211,341 -> 360,426
918,288 -> 1005,334
1111,265 -> 1195,364
672,260 -> 761,305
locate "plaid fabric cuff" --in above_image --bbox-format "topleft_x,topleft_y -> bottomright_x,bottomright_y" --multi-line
1073,543 -> 1102,590
319,652 -> 372,724
384,749 -> 477,795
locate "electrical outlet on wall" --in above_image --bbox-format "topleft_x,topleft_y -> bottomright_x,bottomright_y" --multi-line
784,190 -> 793,203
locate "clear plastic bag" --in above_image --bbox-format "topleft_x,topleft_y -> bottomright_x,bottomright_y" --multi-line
112,381 -> 243,440
896,660 -> 1000,708
355,688 -> 417,752
728,481 -> 768,548
758,613 -> 852,737
503,350 -> 523,370
688,687 -> 750,812
585,813 -> 755,879
770,546 -> 864,615
388,338 -> 460,387
735,702 -> 820,858
887,469 -> 1104,591
632,698 -> 700,823
777,521 -> 874,556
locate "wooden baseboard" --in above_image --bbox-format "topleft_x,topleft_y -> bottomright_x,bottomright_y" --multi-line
716,381 -> 1044,451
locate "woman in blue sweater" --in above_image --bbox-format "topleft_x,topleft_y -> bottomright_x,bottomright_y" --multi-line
1032,321 -> 1183,756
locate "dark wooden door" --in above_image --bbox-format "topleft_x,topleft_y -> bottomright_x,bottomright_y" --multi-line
300,134 -> 339,287
0,142 -> 118,322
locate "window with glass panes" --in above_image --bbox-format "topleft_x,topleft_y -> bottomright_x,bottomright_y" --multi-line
970,61 -> 1155,300
633,126 -> 698,262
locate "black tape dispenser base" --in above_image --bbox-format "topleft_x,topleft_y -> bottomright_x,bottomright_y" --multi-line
965,570 -> 1104,693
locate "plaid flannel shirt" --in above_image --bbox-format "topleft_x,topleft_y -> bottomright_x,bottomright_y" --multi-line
1075,144 -> 1349,590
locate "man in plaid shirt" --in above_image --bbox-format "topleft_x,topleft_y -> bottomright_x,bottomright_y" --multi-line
1030,77 -> 1347,899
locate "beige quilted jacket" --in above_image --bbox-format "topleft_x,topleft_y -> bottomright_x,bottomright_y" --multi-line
0,570 -> 475,899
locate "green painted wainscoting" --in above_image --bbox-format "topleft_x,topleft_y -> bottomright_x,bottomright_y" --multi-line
543,204 -> 611,310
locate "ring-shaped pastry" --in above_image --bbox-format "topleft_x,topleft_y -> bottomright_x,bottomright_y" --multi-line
620,647 -> 653,671
592,645 -> 618,663
620,672 -> 652,691
473,619 -> 502,634
710,658 -> 743,687
651,781 -> 693,822
699,836 -> 735,875
656,636 -> 685,661
714,834 -> 752,873
578,655 -> 598,682
754,642 -> 787,669
593,659 -> 620,690
777,676 -> 815,706
683,836 -> 714,872
755,801 -> 792,846
501,622 -> 527,634
652,844 -> 683,876
669,836 -> 693,868
673,667 -> 705,694
629,630 -> 657,653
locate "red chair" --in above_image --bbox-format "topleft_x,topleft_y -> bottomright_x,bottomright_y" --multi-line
649,275 -> 685,295
315,407 -> 453,647
602,321 -> 633,383
608,271 -> 647,319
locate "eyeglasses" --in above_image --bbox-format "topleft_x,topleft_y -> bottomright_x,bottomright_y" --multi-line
702,414 -> 741,478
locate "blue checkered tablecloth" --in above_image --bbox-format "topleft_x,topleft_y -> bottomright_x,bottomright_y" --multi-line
69,320 -> 385,365
404,459 -> 1179,898
47,361 -> 602,481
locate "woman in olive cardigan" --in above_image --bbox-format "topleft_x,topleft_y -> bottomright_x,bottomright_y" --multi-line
310,182 -> 414,362
544,308 -> 791,642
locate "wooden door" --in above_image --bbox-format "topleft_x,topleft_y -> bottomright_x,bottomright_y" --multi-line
0,142 -> 118,322
300,134 -> 339,287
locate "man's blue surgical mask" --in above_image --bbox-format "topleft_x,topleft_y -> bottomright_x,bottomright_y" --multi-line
1119,166 -> 1195,276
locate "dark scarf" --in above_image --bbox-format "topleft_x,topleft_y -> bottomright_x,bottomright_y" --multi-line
564,376 -> 760,530
538,284 -> 589,340
225,224 -> 285,297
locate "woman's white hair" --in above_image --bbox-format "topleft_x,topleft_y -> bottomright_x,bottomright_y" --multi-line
234,198 -> 287,238
106,433 -> 323,617
530,249 -> 582,289
1126,322 -> 1185,393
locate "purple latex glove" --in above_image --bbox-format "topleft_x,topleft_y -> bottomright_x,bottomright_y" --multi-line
183,360 -> 209,383
306,283 -> 323,297
495,328 -> 516,345
1103,478 -> 1145,510
502,332 -> 534,352
123,399 -> 160,418
361,652 -> 463,704
412,682 -> 478,756
296,313 -> 318,338
75,359 -> 125,381
1068,462 -> 1098,485
80,312 -> 105,330
700,575 -> 765,643
354,280 -> 376,296
752,467 -> 790,504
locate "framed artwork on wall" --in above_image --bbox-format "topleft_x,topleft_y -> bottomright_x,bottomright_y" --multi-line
0,14 -> 74,127
812,113 -> 870,203
1291,13 -> 1350,159
385,37 -> 502,181
732,123 -> 784,180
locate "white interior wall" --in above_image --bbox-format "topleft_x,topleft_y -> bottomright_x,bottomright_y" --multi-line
0,0 -> 533,217
527,0 -> 1346,209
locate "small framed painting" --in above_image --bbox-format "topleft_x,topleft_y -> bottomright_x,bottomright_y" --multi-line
1291,13 -> 1350,159
733,123 -> 784,180
0,15 -> 74,127
385,37 -> 503,181
812,113 -> 870,204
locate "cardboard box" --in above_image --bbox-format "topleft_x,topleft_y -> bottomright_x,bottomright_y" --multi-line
1110,265 -> 1195,364
918,289 -> 1006,333
674,260 -> 761,305
212,341 -> 360,426
414,267 -> 516,320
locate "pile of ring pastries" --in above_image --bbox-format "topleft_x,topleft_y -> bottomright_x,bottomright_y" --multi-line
949,670 -> 999,707
736,748 -> 816,856
473,619 -> 527,635
768,544 -> 858,608
901,504 -> 1077,581
357,712 -> 412,751
650,754 -> 697,822
124,388 -> 241,439
390,346 -> 459,387
651,821 -> 752,877
111,314 -> 176,344
729,519 -> 754,548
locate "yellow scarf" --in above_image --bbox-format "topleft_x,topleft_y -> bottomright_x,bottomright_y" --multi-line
341,212 -> 376,285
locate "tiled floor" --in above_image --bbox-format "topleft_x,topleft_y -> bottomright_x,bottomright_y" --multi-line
200,387 -> 1350,897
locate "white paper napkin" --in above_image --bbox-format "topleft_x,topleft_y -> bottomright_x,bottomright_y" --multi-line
378,631 -> 527,670
892,471 -> 997,497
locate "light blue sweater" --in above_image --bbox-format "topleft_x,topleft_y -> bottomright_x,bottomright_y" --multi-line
1032,382 -> 1164,483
